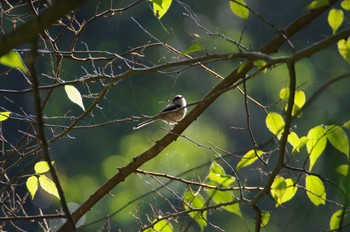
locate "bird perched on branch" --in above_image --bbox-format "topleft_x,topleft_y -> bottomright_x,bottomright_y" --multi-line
133,95 -> 187,130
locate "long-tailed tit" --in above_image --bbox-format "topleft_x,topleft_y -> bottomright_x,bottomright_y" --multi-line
133,95 -> 187,130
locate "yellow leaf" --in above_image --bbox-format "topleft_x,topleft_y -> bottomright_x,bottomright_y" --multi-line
64,85 -> 85,111
306,0 -> 329,10
266,112 -> 285,139
328,9 -> 344,34
305,175 -> 326,206
330,210 -> 343,230
341,0 -> 350,10
236,149 -> 265,171
39,175 -> 60,199
260,211 -> 270,227
0,112 -> 11,121
279,88 -> 289,100
307,125 -> 327,171
0,50 -> 28,74
34,161 -> 54,174
150,0 -> 172,19
26,176 -> 39,199
338,39 -> 350,63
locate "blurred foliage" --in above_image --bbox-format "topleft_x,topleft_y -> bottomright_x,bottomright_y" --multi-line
1,0 -> 350,231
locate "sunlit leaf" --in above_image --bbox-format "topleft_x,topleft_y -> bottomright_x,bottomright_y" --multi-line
306,0 -> 329,10
271,177 -> 298,207
26,176 -> 39,199
179,43 -> 204,56
207,189 -> 242,217
0,49 -> 28,74
207,161 -> 235,187
229,0 -> 249,19
145,217 -> 173,232
288,132 -> 308,153
279,87 -> 289,100
341,0 -> 350,10
305,175 -> 326,206
183,189 -> 207,231
336,164 -> 349,176
266,112 -> 285,139
280,178 -> 298,205
64,85 -> 85,111
0,112 -> 11,121
325,125 -> 349,158
260,211 -> 270,228
338,39 -> 350,63
307,125 -> 327,171
34,161 -> 54,174
288,132 -> 300,153
328,9 -> 344,34
236,149 -> 265,171
294,91 -> 306,112
330,209 -> 343,230
39,175 -> 60,199
271,176 -> 287,205
282,91 -> 306,117
150,0 -> 172,19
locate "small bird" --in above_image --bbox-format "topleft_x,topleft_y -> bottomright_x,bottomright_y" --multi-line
133,95 -> 187,130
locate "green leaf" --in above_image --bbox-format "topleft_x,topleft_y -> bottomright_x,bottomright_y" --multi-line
305,175 -> 326,206
150,0 -> 172,19
271,176 -> 286,204
207,189 -> 242,217
306,125 -> 327,171
279,88 -> 289,100
34,161 -> 54,174
237,60 -> 249,74
0,112 -> 11,122
0,50 -> 28,74
260,211 -> 270,228
236,149 -> 265,171
341,0 -> 350,10
343,120 -> 350,128
179,43 -> 204,56
325,125 -> 349,158
183,189 -> 207,231
288,132 -> 308,153
330,209 -> 343,230
253,60 -> 268,73
145,217 -> 173,232
266,112 -> 285,139
328,9 -> 344,34
338,39 -> 350,63
65,85 -> 85,111
39,175 -> 60,199
282,91 -> 306,117
207,161 -> 235,187
336,164 -> 349,176
229,0 -> 249,19
271,176 -> 298,207
280,178 -> 298,205
306,0 -> 329,10
26,176 -> 39,199
294,91 -> 306,112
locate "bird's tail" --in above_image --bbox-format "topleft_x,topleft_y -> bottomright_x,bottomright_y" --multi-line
133,118 -> 156,130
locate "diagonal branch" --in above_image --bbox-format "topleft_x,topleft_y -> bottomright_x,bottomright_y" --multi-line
58,1 -> 340,230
